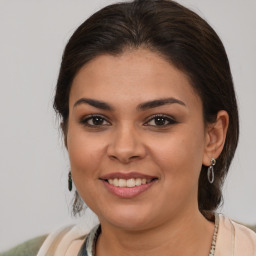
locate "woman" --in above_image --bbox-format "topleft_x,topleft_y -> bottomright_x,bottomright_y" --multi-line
2,0 -> 256,255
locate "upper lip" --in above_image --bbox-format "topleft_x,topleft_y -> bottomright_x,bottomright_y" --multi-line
99,172 -> 158,180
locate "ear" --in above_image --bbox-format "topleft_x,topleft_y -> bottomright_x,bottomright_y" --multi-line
202,110 -> 229,166
61,122 -> 68,149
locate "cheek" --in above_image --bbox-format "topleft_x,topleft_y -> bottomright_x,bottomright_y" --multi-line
151,129 -> 206,211
150,126 -> 205,181
67,127 -> 106,178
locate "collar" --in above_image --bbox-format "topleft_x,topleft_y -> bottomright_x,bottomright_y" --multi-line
78,224 -> 101,256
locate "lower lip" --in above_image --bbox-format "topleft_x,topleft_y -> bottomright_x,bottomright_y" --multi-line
102,180 -> 157,198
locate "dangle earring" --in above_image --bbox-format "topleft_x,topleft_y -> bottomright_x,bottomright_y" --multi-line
207,158 -> 216,184
68,171 -> 73,191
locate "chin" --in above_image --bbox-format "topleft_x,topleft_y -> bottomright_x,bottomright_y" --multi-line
98,205 -> 156,231
109,217 -> 153,232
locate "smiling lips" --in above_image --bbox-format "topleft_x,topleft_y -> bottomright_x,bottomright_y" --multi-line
109,178 -> 151,187
100,172 -> 158,198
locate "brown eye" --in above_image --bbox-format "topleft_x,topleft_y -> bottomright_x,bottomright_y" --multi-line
80,115 -> 111,127
145,115 -> 177,127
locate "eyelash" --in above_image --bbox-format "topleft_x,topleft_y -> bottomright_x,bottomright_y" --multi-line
144,114 -> 177,127
80,114 -> 177,128
80,114 -> 111,127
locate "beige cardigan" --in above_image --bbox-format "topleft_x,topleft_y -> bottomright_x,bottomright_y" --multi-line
215,215 -> 256,255
37,215 -> 256,256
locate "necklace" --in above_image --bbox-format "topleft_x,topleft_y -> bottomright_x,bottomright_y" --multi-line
209,213 -> 219,256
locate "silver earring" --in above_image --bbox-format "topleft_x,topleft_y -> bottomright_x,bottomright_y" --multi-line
68,171 -> 73,191
207,158 -> 216,184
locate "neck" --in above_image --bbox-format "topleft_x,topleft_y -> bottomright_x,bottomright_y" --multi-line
96,210 -> 215,256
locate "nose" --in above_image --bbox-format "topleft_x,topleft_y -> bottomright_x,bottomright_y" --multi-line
107,124 -> 147,163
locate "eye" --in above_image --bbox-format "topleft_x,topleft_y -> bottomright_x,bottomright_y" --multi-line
80,115 -> 111,127
144,114 -> 177,127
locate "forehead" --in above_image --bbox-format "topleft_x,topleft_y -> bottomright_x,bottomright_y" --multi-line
69,49 -> 201,110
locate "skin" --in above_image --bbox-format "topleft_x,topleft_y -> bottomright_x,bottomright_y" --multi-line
67,48 -> 229,256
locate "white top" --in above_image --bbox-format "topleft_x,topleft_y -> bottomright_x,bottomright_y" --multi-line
37,214 -> 256,256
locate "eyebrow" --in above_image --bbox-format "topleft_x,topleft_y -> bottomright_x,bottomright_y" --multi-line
73,98 -> 113,111
73,97 -> 186,111
137,97 -> 186,111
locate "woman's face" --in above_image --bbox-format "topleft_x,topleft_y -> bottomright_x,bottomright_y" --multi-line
67,49 -> 209,231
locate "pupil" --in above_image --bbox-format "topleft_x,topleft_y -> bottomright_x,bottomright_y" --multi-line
155,117 -> 165,125
93,117 -> 103,125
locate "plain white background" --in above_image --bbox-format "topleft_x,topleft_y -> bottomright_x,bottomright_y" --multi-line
0,0 -> 255,251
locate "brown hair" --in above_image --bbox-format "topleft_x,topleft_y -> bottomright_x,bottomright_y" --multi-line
54,0 -> 239,217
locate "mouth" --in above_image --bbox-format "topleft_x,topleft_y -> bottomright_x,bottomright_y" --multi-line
99,173 -> 158,198
104,177 -> 157,188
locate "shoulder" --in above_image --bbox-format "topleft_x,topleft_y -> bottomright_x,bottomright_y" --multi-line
231,218 -> 256,253
0,224 -> 88,256
37,224 -> 87,256
247,224 -> 256,233
216,214 -> 256,256
0,235 -> 47,256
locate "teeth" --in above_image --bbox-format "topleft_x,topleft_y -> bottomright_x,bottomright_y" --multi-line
107,178 -> 153,188
119,179 -> 126,187
127,178 -> 135,187
135,178 -> 141,186
113,178 -> 119,186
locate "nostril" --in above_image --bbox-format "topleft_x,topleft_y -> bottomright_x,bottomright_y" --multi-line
107,136 -> 147,163
109,155 -> 119,161
130,155 -> 141,160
